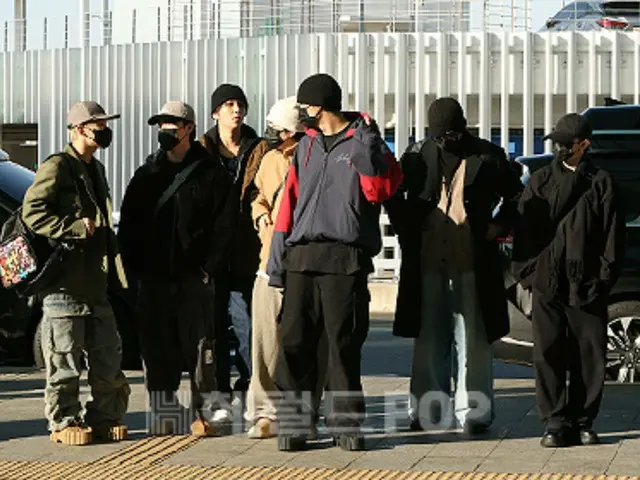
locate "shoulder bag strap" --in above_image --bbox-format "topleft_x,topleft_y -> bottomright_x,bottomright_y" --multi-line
153,158 -> 203,217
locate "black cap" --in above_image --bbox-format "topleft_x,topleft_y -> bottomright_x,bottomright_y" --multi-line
296,73 -> 342,112
210,84 -> 248,114
543,113 -> 592,147
427,97 -> 467,138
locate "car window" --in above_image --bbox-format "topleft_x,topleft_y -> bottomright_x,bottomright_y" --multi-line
553,2 -> 597,19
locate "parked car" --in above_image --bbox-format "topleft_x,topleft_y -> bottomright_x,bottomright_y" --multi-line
542,1 -> 640,31
494,103 -> 640,383
0,153 -> 142,369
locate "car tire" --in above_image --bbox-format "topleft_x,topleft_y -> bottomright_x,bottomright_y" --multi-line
606,300 -> 640,383
33,320 -> 45,370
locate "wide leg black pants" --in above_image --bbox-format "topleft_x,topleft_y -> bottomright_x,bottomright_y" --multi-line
532,291 -> 608,431
137,273 -> 230,417
275,271 -> 370,432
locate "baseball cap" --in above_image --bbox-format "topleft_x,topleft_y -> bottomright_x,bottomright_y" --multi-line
543,113 -> 592,147
148,101 -> 196,126
427,97 -> 467,138
67,101 -> 120,128
296,74 -> 342,112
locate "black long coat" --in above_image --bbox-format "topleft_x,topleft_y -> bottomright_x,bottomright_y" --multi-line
384,134 -> 524,343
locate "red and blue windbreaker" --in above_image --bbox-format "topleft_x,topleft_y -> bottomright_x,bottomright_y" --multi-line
266,113 -> 403,287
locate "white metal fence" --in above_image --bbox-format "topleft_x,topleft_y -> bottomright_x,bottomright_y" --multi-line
1,30 -> 640,277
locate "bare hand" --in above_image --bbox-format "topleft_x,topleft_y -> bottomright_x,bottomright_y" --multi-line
200,267 -> 210,284
258,214 -> 273,230
82,218 -> 96,236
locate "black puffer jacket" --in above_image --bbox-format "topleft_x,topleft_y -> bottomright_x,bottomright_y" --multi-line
117,141 -> 235,282
512,155 -> 626,306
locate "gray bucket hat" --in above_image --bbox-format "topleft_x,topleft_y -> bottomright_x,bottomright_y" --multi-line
67,101 -> 120,128
148,101 -> 196,126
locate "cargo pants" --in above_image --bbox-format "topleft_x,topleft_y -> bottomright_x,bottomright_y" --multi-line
41,293 -> 131,432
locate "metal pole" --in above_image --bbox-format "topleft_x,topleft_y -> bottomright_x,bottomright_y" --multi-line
44,17 -> 47,49
14,0 -> 26,51
103,0 -> 111,46
190,0 -> 194,40
157,6 -> 162,41
65,15 -> 69,49
358,0 -> 364,33
80,0 -> 90,48
132,8 -> 137,43
184,5 -> 189,41
168,0 -> 172,41
4,21 -> 8,51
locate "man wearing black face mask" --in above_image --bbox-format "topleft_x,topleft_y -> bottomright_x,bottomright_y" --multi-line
118,101 -> 236,437
512,113 -> 625,447
388,97 -> 524,435
22,101 -> 130,445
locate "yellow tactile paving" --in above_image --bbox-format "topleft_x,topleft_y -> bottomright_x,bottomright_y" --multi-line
94,435 -> 202,466
0,462 -> 637,480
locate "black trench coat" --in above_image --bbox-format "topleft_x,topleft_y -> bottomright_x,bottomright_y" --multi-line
384,134 -> 524,343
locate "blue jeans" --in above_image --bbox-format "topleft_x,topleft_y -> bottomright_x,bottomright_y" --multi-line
409,271 -> 494,428
229,289 -> 252,378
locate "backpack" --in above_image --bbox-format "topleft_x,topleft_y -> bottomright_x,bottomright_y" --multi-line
0,153 -> 78,298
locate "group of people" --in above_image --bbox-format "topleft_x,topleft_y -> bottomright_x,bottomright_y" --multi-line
18,71 -> 625,451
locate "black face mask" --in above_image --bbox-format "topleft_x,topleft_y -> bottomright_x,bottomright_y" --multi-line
553,143 -> 575,163
264,125 -> 283,147
90,127 -> 113,149
298,107 -> 319,129
435,135 -> 464,155
158,128 -> 186,152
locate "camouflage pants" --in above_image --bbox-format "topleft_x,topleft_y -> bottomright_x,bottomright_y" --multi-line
41,293 -> 131,432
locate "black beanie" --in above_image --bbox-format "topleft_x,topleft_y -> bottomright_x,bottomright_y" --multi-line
211,84 -> 248,114
296,73 -> 342,112
428,97 -> 467,137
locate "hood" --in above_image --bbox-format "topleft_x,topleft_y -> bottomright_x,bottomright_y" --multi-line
275,135 -> 301,159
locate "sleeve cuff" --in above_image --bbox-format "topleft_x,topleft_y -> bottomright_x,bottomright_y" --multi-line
268,273 -> 284,288
70,219 -> 88,239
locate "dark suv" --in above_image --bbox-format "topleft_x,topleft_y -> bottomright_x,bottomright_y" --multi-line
495,103 -> 640,383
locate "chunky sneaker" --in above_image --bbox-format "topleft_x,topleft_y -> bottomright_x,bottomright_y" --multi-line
191,418 -> 216,437
278,433 -> 307,451
50,422 -> 92,446
92,423 -> 128,442
332,433 -> 366,451
248,418 -> 278,439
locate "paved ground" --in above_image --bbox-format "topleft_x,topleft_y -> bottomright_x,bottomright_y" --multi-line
1,321 -> 639,478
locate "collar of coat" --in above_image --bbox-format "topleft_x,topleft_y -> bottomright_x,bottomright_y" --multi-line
203,123 -> 261,159
411,132 -> 492,202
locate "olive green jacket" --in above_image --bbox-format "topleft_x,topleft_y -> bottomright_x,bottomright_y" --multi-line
21,144 -> 128,300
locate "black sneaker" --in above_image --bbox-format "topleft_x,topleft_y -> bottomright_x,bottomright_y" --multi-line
540,429 -> 570,448
463,421 -> 490,436
332,433 -> 366,451
278,433 -> 307,451
409,418 -> 424,431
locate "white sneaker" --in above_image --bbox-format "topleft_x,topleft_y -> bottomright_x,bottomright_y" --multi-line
247,418 -> 278,439
212,408 -> 232,425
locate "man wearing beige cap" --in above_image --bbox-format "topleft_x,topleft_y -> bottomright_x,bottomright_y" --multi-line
21,101 -> 131,446
118,101 -> 236,437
